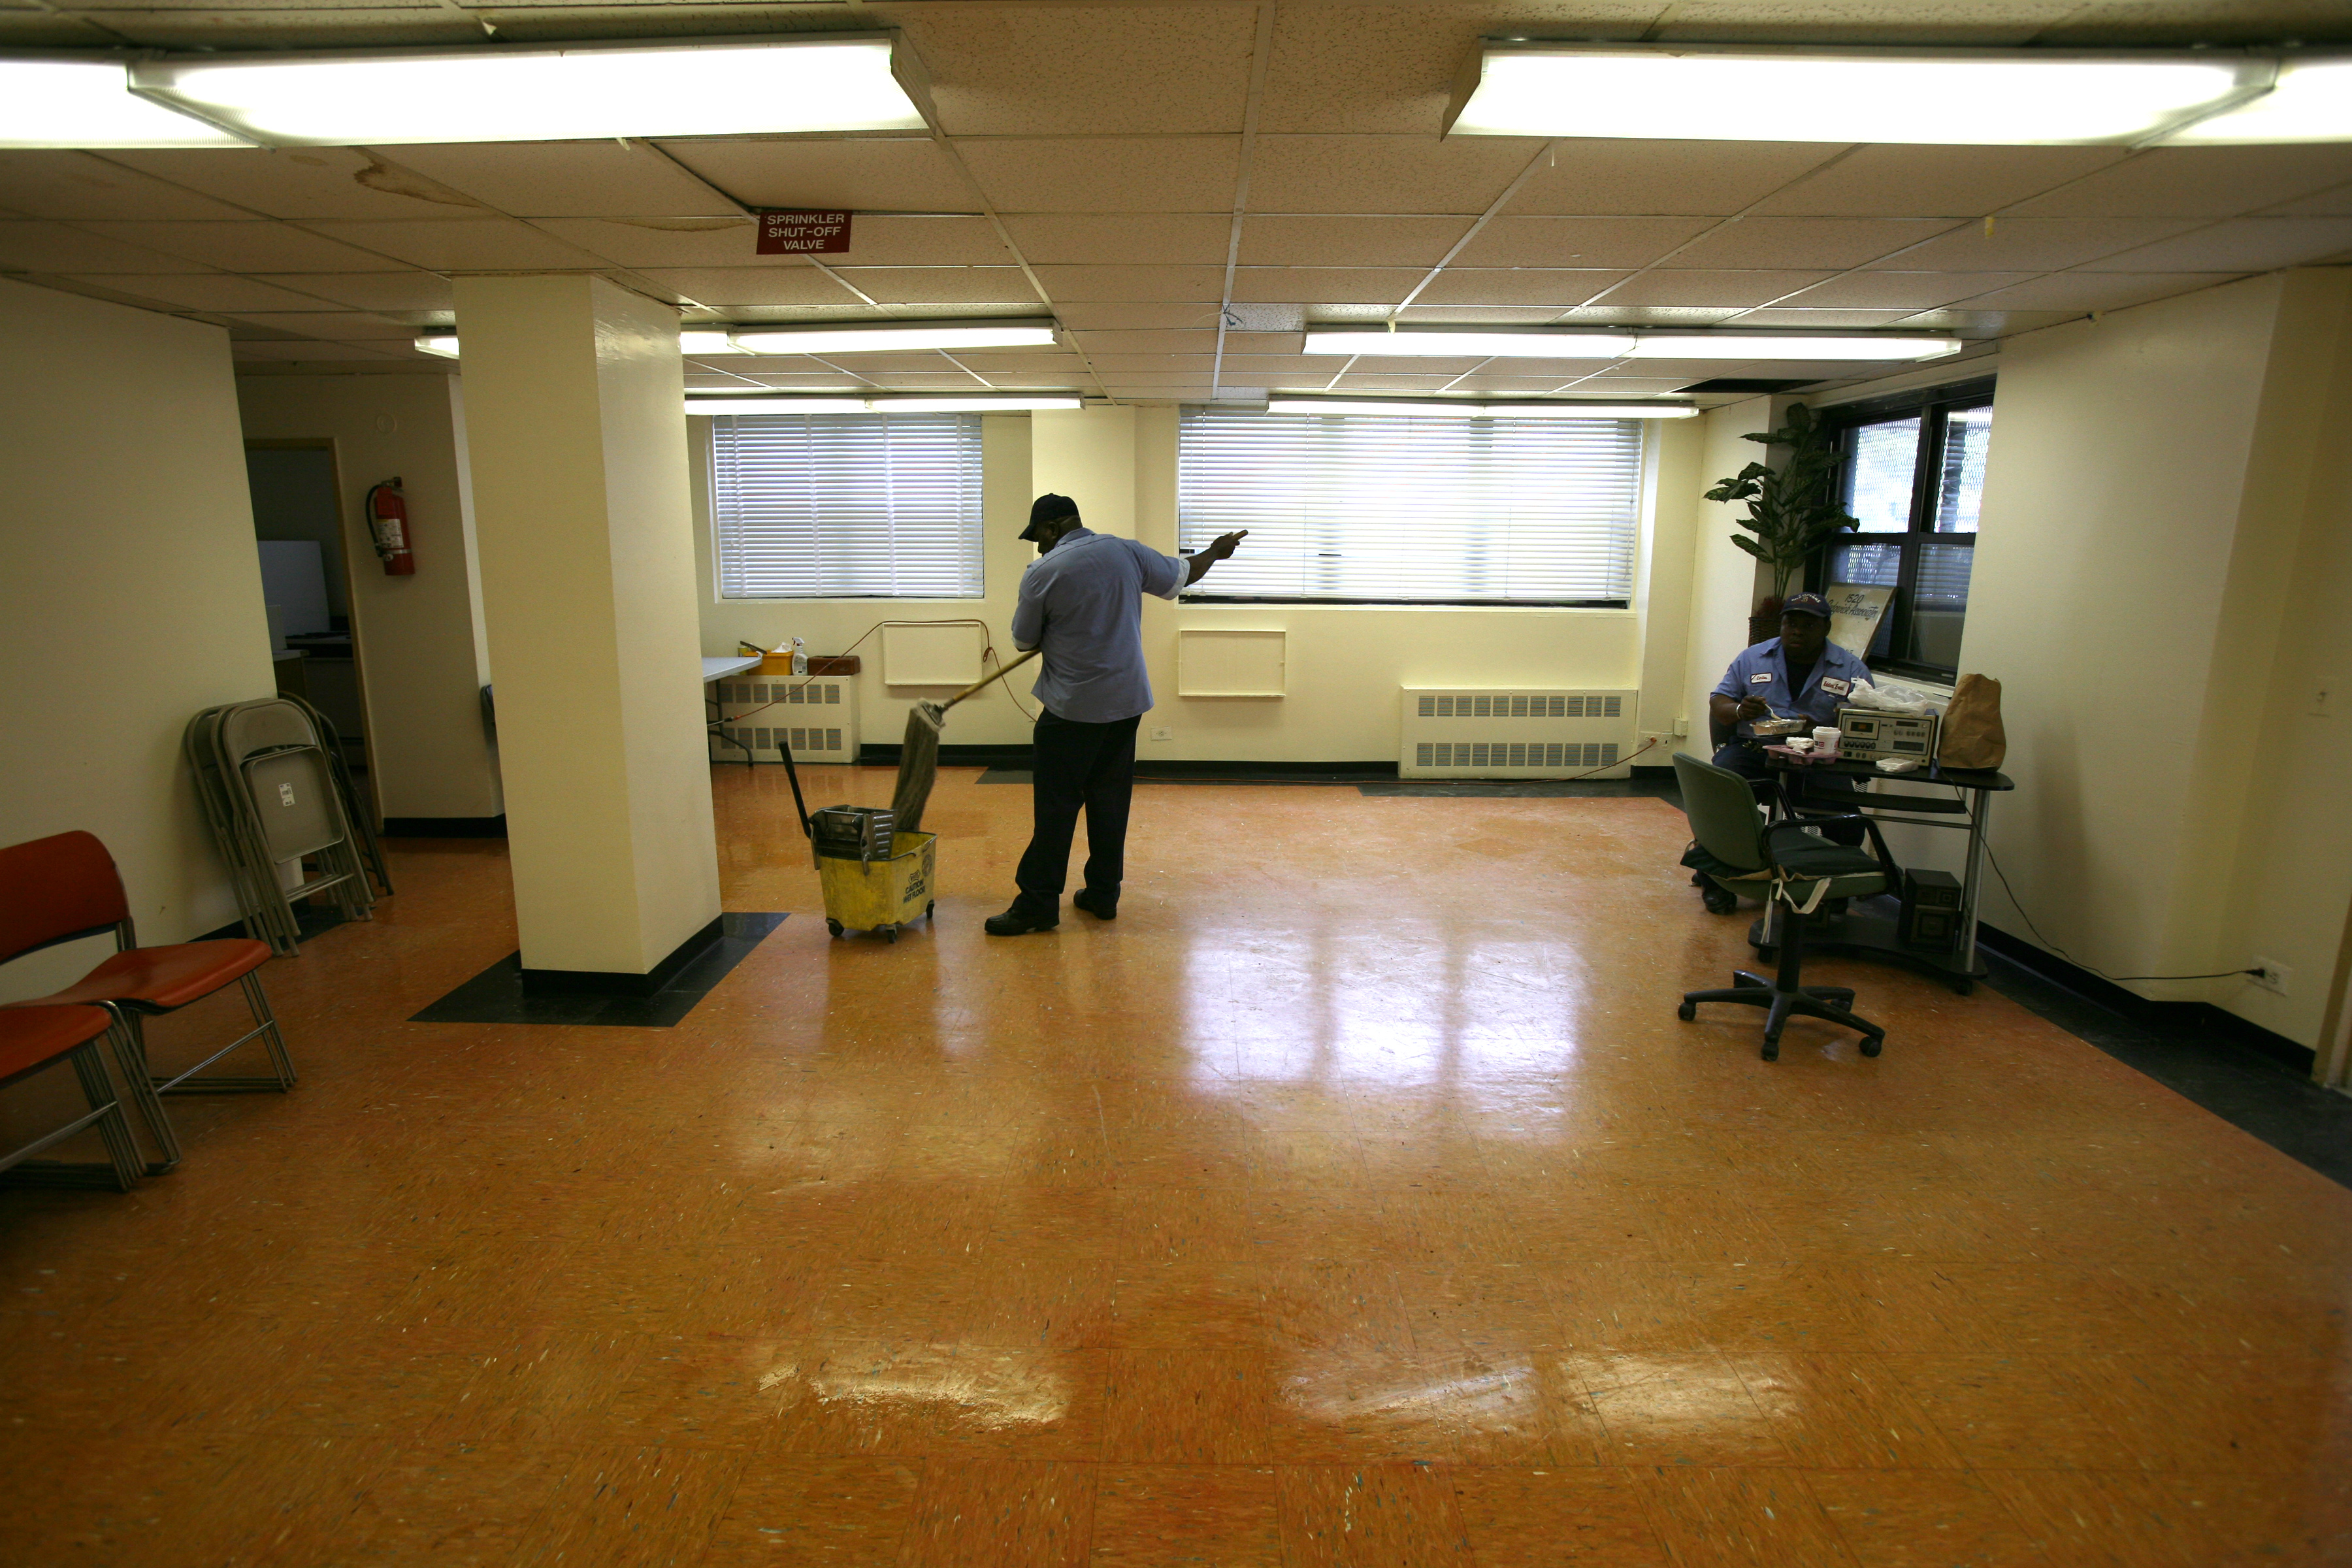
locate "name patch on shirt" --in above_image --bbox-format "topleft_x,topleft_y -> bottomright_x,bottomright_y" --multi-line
1821,677 -> 1851,696
1749,672 -> 1774,684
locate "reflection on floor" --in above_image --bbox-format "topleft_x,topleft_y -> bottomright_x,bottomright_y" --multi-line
5,764 -> 2348,1565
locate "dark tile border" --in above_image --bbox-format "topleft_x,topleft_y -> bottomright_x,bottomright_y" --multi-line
408,913 -> 785,1029
381,815 -> 507,838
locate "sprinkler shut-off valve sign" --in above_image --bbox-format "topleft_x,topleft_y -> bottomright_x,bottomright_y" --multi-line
757,210 -> 851,255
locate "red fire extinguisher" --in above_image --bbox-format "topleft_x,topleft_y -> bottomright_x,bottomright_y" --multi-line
366,479 -> 415,577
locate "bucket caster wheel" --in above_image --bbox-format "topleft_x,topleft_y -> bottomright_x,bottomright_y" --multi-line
1761,1032 -> 1781,1062
926,901 -> 935,921
826,919 -> 843,938
1860,1036 -> 1883,1058
1676,1001 -> 1697,1021
885,925 -> 897,944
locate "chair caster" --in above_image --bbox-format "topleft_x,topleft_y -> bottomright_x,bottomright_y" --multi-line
1677,1001 -> 1697,1021
1761,1033 -> 1780,1062
1860,1036 -> 1883,1058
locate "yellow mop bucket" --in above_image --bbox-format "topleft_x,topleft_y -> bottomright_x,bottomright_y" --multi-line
817,830 -> 936,941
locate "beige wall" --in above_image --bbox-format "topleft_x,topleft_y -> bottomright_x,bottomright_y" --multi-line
237,372 -> 502,823
1680,399 -> 1777,757
459,274 -> 719,975
0,278 -> 275,1002
694,406 -> 1699,766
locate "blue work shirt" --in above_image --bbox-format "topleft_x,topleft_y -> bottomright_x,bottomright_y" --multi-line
1011,527 -> 1186,724
1713,636 -> 1874,736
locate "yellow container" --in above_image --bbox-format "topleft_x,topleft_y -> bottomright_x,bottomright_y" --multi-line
817,830 -> 936,941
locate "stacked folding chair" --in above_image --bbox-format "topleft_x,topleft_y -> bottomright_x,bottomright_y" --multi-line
186,696 -> 381,956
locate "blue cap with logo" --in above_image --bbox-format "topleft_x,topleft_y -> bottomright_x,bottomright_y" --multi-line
1780,592 -> 1832,620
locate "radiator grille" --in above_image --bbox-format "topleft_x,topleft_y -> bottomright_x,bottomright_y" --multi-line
719,681 -> 842,706
1414,693 -> 1620,720
723,726 -> 844,756
1416,741 -> 1618,770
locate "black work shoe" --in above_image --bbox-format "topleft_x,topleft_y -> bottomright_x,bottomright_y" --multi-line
1072,887 -> 1119,920
985,904 -> 1058,936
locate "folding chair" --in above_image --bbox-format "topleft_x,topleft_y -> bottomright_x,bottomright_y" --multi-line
0,831 -> 295,1175
0,1005 -> 145,1192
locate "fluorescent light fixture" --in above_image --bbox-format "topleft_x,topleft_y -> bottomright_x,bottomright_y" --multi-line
1269,398 -> 1694,419
1629,335 -> 1963,361
686,395 -> 1083,416
1303,330 -> 1635,358
0,56 -> 244,148
127,35 -> 924,146
679,331 -> 744,357
1448,43 -> 2266,145
728,322 -> 1059,356
414,334 -> 459,359
2163,56 -> 2352,143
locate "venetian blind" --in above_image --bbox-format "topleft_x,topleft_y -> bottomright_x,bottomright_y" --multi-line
710,413 -> 984,599
1177,410 -> 1644,604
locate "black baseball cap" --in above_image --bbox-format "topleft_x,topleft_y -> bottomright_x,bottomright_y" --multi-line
1022,493 -> 1078,541
1780,592 -> 1832,620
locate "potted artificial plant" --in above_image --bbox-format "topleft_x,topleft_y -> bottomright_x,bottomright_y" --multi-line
1705,402 -> 1859,646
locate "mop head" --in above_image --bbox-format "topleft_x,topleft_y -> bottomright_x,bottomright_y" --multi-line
889,700 -> 948,835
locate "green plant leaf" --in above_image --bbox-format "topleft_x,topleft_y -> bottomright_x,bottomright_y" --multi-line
1730,534 -> 1771,561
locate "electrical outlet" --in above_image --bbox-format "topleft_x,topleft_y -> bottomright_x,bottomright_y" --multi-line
2250,958 -> 2291,997
1149,727 -> 1173,742
1640,732 -> 1678,759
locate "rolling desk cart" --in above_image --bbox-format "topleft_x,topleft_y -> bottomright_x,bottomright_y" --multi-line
1754,756 -> 2015,995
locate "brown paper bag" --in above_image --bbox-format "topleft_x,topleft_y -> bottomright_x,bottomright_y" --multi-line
1938,674 -> 2006,770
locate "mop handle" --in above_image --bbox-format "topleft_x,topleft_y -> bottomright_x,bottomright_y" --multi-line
940,647 -> 1041,711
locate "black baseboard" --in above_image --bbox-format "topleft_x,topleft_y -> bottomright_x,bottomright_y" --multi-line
515,915 -> 725,998
1976,923 -> 2314,1074
381,815 -> 506,838
857,742 -> 1032,767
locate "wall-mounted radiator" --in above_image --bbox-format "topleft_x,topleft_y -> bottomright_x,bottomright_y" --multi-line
710,677 -> 858,765
1399,687 -> 1639,780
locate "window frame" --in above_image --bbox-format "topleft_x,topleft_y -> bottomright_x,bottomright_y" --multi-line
1175,407 -> 1648,609
1810,376 -> 1996,682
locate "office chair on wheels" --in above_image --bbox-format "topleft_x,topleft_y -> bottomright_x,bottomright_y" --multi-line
1674,752 -> 1898,1061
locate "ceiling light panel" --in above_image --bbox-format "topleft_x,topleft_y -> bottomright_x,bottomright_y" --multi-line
1629,335 -> 1963,360
1449,44 -> 2267,147
1267,399 -> 1696,418
729,323 -> 1058,355
1,57 -> 244,148
685,396 -> 1083,415
1304,330 -> 1637,358
127,37 -> 924,147
2163,58 -> 2352,144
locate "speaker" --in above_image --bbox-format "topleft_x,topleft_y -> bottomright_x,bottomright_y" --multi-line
1901,868 -> 1963,951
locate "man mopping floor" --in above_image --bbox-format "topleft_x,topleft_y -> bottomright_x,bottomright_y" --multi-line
985,493 -> 1246,936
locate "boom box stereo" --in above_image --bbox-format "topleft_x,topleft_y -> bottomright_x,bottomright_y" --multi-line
1901,868 -> 1964,951
1838,707 -> 1938,764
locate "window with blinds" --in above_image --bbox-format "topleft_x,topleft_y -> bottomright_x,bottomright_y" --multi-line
1176,410 -> 1644,605
710,413 -> 984,600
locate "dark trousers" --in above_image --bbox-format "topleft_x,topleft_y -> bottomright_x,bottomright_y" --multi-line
1013,710 -> 1141,913
1709,740 -> 1866,846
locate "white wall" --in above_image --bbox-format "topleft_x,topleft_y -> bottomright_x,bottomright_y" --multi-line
0,278 -> 275,1001
237,372 -> 502,822
1680,398 -> 1776,758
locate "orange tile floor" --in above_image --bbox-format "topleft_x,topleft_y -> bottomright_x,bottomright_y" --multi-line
5,764 -> 2350,1565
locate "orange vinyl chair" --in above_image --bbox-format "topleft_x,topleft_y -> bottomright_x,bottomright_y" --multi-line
0,1005 -> 146,1192
0,831 -> 296,1175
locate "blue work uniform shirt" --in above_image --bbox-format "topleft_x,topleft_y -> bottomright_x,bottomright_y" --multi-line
1010,527 -> 1186,724
1712,636 -> 1874,736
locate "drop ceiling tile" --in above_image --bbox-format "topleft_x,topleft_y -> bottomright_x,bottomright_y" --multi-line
833,216 -> 1018,267
656,138 -> 974,212
1570,376 -> 1697,395
1336,355 -> 1487,375
964,139 -> 1239,213
1001,214 -> 1232,265
1395,304 -> 1571,323
0,152 -> 255,221
1451,216 -> 1714,269
1723,308 -> 1921,327
2260,181 -> 2352,217
101,148 -> 491,220
700,304 -> 888,323
228,310 -> 414,340
830,267 -> 1041,305
1647,0 -> 2077,42
981,374 -> 1094,388
0,221 -> 217,272
1776,271 -> 2038,309
1329,373 -> 1473,391
691,354 -> 834,375
1413,269 -> 1632,306
292,218 -> 608,271
1507,140 -> 1846,218
1079,370 -> 1216,384
1668,218 -> 1955,270
1262,3 -> 1655,135
1066,330 -> 1221,355
229,340 -> 399,361
2008,145 -> 2352,219
862,372 -> 1002,388
1437,375 -> 1590,393
1889,308 -> 2078,335
1230,267 -> 1422,304
1548,305 -> 1748,324
1870,217 -> 2206,271
2076,218 -> 2352,272
1030,265 -> 1223,302
1223,330 -> 1304,353
951,351 -> 1087,372
1056,303 -> 1225,331
1215,370 -> 1343,387
531,218 -> 759,269
250,271 -> 455,312
630,268 -> 867,307
378,143 -> 738,218
1249,135 -> 1538,214
1081,354 -> 1217,372
1750,144 -> 2125,218
73,272 -> 337,312
1237,215 -> 1471,267
1443,355 -> 1627,378
905,5 -> 1255,136
794,351 -> 960,373
1940,272 -> 2240,311
1592,270 -> 1833,307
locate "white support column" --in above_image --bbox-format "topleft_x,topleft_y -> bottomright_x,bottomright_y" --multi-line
455,274 -> 720,988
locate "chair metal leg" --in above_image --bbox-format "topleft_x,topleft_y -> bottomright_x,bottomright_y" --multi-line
0,1035 -> 146,1191
107,1009 -> 182,1176
150,973 -> 298,1095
